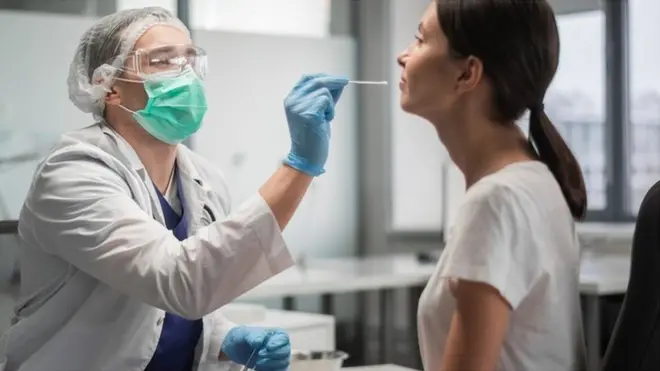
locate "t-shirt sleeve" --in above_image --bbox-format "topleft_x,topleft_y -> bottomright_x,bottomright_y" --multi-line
439,183 -> 542,309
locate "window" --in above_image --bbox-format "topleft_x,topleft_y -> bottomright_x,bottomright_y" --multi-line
629,0 -> 660,213
190,0 -> 331,37
117,0 -> 176,14
546,11 -> 607,210
118,0 -> 332,37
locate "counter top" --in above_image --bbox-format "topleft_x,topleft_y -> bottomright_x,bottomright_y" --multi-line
241,252 -> 631,300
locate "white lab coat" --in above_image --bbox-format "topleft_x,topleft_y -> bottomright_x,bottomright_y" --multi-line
0,123 -> 294,371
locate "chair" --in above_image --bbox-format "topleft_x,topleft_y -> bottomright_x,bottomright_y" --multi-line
600,181 -> 660,371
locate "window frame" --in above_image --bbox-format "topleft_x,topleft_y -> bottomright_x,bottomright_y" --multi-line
587,0 -> 635,222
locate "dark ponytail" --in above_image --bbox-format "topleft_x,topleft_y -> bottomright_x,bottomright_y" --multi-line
528,105 -> 587,220
434,0 -> 587,218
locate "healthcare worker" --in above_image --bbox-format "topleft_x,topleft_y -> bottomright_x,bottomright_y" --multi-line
398,1 -> 588,370
0,7 -> 348,371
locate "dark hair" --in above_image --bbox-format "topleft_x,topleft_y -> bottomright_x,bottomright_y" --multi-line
436,0 -> 587,220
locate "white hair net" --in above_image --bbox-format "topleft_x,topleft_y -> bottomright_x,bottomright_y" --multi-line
67,7 -> 190,120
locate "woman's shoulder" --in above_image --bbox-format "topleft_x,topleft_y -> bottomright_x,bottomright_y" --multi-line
468,161 -> 568,217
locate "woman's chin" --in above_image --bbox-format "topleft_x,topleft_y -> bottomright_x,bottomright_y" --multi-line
399,96 -> 414,113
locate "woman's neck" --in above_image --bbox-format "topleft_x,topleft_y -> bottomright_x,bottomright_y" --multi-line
436,118 -> 534,189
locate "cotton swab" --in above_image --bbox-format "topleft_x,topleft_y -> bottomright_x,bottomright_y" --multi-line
348,80 -> 388,85
239,329 -> 274,371
240,348 -> 258,371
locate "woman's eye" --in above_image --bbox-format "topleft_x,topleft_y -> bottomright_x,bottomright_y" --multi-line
414,34 -> 423,43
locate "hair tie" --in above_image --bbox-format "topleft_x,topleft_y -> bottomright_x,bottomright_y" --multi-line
530,102 -> 545,112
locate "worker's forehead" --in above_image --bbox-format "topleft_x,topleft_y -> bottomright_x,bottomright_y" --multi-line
133,25 -> 191,51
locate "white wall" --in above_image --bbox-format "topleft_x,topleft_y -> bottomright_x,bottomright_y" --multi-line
192,30 -> 358,260
389,0 -> 448,233
630,0 -> 660,100
0,11 -> 95,221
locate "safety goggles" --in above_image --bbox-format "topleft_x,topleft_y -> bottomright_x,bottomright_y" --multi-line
121,44 -> 208,80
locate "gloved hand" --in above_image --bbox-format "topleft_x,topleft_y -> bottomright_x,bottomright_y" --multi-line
221,326 -> 291,370
283,73 -> 349,176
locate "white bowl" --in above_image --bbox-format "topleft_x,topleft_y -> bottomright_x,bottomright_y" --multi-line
289,350 -> 349,371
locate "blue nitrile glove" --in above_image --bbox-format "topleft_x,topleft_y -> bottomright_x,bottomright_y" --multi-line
221,326 -> 291,370
283,73 -> 349,176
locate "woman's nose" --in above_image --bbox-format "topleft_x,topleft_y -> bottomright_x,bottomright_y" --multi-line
397,52 -> 406,68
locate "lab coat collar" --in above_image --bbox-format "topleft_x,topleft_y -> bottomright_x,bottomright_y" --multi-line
175,146 -> 206,190
98,123 -> 206,186
99,123 -> 143,173
176,147 -> 212,232
99,123 -> 210,230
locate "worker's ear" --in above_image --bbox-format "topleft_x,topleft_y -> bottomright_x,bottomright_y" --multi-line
104,86 -> 121,107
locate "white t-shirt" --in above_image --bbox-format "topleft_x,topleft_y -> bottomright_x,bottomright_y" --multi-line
417,161 -> 587,371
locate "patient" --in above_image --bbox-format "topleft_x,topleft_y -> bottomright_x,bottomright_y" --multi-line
397,1 -> 587,370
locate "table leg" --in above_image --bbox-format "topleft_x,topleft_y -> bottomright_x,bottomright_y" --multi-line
379,289 -> 395,364
408,285 -> 424,369
321,293 -> 334,315
283,296 -> 295,311
583,294 -> 601,371
357,292 -> 375,365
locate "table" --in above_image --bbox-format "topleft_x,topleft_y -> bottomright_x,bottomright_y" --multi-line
241,254 -> 435,312
241,252 -> 630,301
240,252 -> 631,369
239,254 -> 434,365
343,365 -> 418,371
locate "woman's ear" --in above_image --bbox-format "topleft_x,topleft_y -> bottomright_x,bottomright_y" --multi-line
455,56 -> 484,94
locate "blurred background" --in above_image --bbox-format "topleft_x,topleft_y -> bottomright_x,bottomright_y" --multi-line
0,0 -> 652,369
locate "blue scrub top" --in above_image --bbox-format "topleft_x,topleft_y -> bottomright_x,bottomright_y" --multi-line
145,169 -> 204,371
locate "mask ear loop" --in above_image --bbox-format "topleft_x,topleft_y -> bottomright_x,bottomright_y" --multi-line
94,66 -> 142,115
114,75 -> 144,84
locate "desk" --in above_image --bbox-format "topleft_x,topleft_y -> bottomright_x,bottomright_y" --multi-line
241,253 -> 630,369
239,255 -> 431,365
242,252 -> 630,299
241,254 -> 434,301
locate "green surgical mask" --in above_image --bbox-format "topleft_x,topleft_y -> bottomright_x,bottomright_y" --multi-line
120,66 -> 208,144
